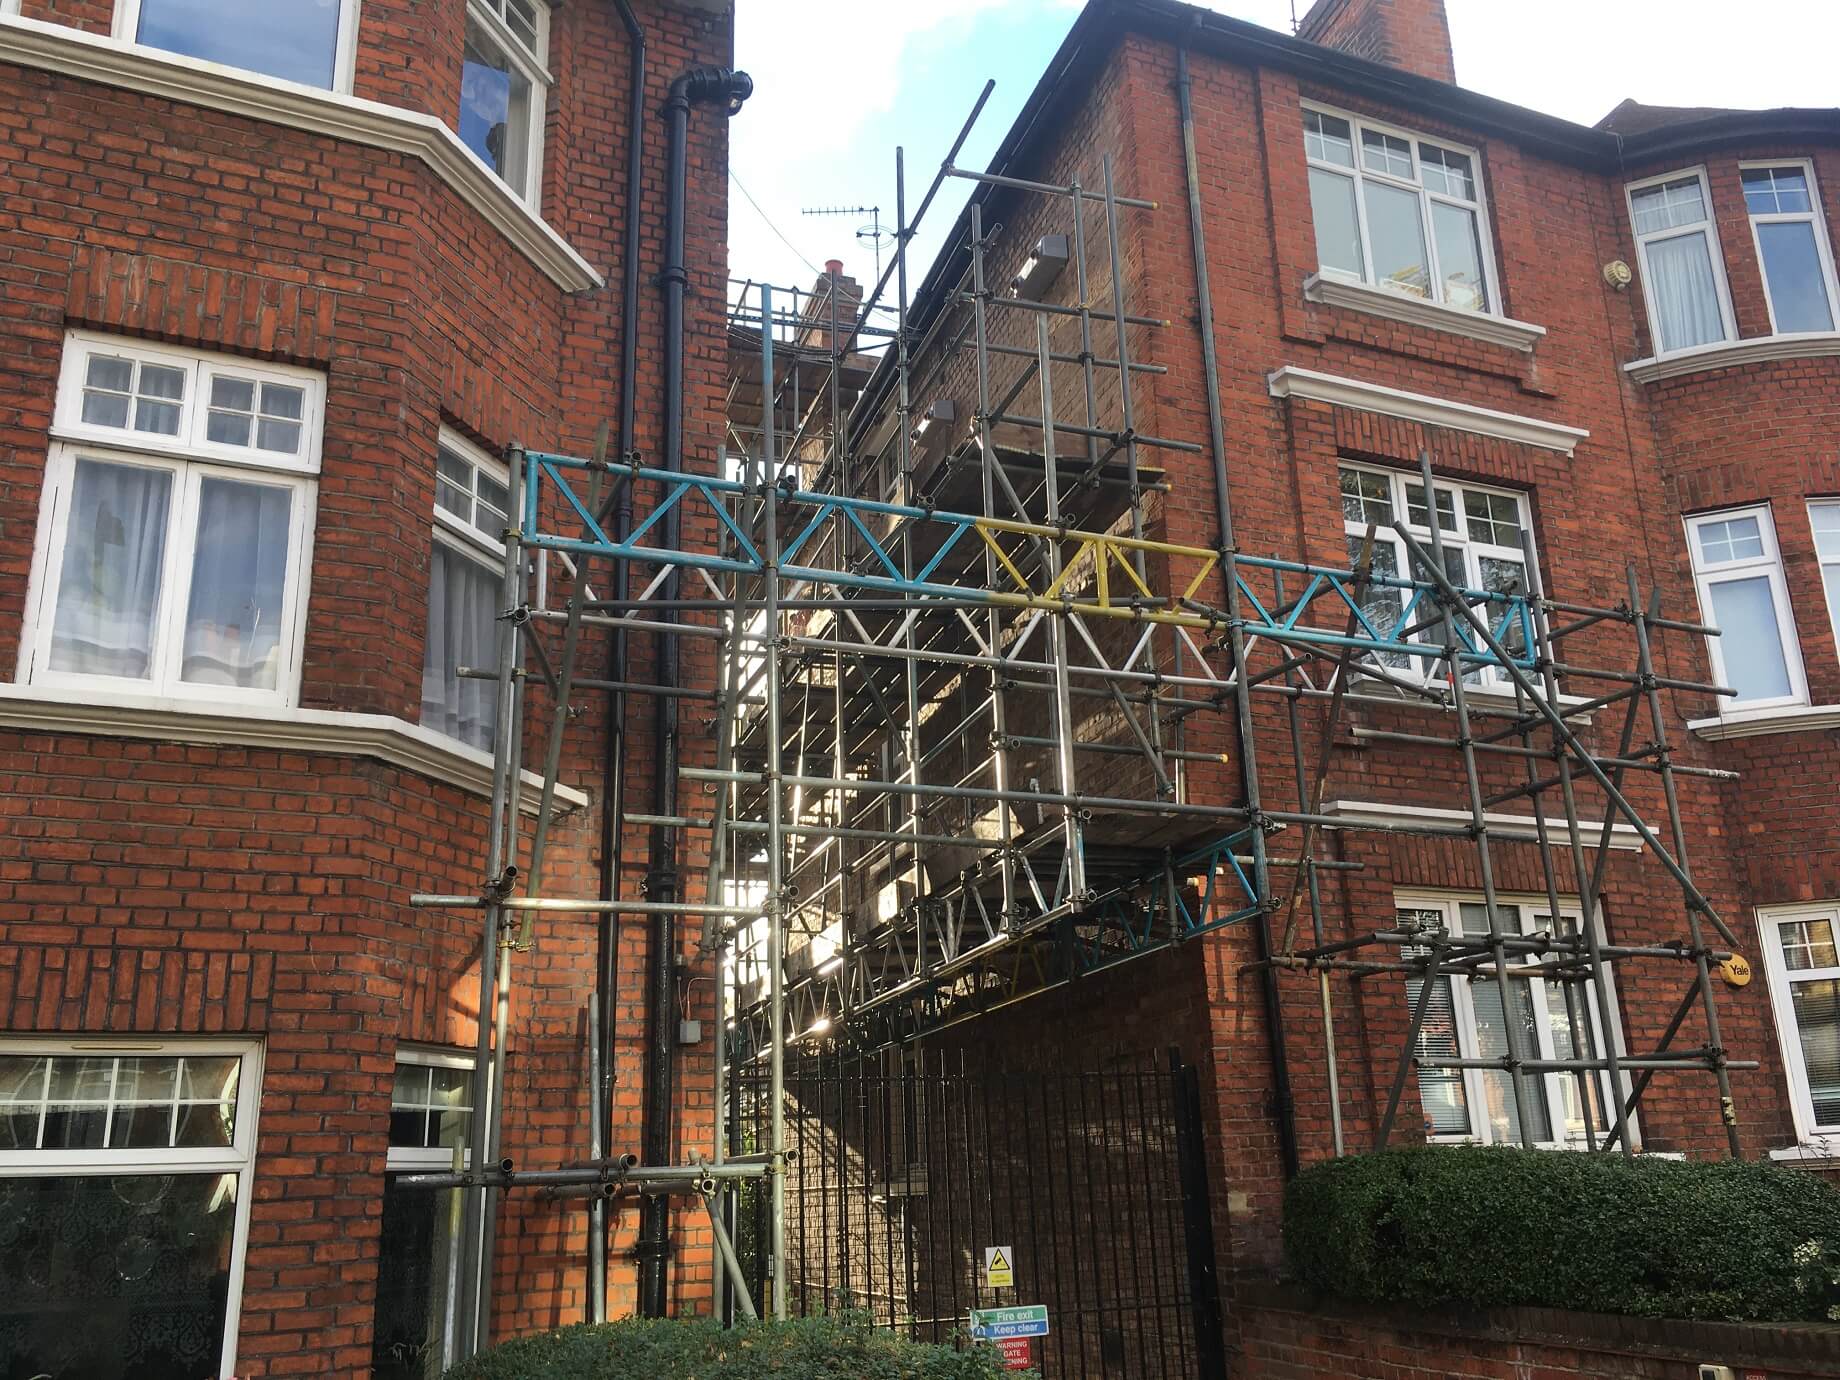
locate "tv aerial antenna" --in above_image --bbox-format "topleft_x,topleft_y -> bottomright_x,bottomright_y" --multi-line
799,204 -> 896,287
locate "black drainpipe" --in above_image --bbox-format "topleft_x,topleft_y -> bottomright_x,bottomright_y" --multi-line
1176,44 -> 1299,1178
637,62 -> 753,1319
597,0 -> 646,1324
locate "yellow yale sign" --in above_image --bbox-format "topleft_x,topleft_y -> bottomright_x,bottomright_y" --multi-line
983,1246 -> 1014,1289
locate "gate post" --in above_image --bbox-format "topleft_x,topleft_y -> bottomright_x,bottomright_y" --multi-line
1168,1048 -> 1229,1379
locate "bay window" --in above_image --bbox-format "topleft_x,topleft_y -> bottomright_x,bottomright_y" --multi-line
113,0 -> 361,91
0,1039 -> 261,1380
1398,897 -> 1620,1148
1337,463 -> 1533,687
1742,162 -> 1839,336
373,1048 -> 475,1380
460,0 -> 549,205
1627,169 -> 1735,355
1303,106 -> 1497,313
422,432 -> 507,752
1683,505 -> 1806,710
1757,904 -> 1840,1141
21,333 -> 321,706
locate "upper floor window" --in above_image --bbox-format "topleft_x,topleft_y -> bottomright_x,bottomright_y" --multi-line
0,1039 -> 262,1379
1742,162 -> 1839,335
422,431 -> 506,751
1337,463 -> 1532,687
1303,106 -> 1497,313
21,333 -> 322,707
1756,904 -> 1840,1141
1397,896 -> 1619,1148
114,0 -> 361,91
1809,501 -> 1840,654
1683,505 -> 1806,710
1627,169 -> 1735,355
461,0 -> 549,204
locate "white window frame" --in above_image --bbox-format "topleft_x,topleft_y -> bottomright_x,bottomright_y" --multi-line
424,429 -> 508,750
1808,498 -> 1840,658
1625,166 -> 1738,356
19,332 -> 323,708
1337,461 -> 1535,689
1756,901 -> 1840,1142
1301,101 -> 1503,315
381,1046 -> 476,1378
1740,158 -> 1840,337
111,0 -> 363,94
461,0 -> 552,208
1683,504 -> 1808,712
0,1036 -> 263,1380
1395,892 -> 1631,1150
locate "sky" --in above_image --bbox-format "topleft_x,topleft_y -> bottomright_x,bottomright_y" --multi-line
728,0 -> 1840,297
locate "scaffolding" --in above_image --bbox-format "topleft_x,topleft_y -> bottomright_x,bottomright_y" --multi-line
404,77 -> 1756,1347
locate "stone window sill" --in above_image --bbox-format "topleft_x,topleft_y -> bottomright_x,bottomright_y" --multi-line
0,683 -> 585,814
1625,332 -> 1840,384
1687,703 -> 1840,741
1303,274 -> 1547,353
1769,1139 -> 1840,1163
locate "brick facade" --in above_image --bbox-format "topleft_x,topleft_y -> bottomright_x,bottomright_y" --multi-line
0,0 -> 734,1374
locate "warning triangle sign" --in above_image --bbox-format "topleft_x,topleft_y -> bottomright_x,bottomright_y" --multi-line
983,1246 -> 1014,1287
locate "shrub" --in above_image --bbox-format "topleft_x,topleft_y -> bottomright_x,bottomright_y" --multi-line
444,1312 -> 1024,1380
1283,1145 -> 1840,1323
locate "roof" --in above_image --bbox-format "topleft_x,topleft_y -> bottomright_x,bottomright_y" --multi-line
848,0 -> 1840,442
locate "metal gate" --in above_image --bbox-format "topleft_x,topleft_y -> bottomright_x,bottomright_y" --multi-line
729,1049 -> 1225,1379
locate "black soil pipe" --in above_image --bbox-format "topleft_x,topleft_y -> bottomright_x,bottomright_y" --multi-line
637,62 -> 753,1319
597,0 -> 646,1322
1176,45 -> 1299,1178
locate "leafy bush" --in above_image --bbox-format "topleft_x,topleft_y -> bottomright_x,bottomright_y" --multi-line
1283,1145 -> 1840,1323
444,1312 -> 1024,1380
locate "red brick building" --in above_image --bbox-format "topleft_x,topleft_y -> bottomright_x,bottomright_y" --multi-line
734,0 -> 1837,1372
0,0 -> 738,1375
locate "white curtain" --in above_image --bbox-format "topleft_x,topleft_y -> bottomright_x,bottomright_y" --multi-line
49,460 -> 172,679
182,478 -> 292,690
1647,232 -> 1725,352
422,544 -> 500,750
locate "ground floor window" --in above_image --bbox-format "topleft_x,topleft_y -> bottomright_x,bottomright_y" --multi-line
372,1047 -> 475,1380
1756,902 -> 1840,1143
0,1039 -> 261,1379
1396,894 -> 1624,1148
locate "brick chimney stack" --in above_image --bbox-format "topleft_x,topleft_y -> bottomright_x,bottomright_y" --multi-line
1296,0 -> 1455,85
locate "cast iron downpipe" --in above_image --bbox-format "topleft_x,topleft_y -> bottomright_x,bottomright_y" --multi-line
594,0 -> 647,1324
637,62 -> 753,1319
1176,45 -> 1299,1178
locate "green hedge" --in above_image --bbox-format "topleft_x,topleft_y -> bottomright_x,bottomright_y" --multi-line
1283,1145 -> 1840,1323
444,1313 -> 1024,1380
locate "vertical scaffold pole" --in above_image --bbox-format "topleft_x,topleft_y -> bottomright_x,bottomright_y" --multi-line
1036,314 -> 1087,902
761,285 -> 791,1317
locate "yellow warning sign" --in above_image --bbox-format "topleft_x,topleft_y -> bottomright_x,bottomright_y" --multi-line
983,1246 -> 1014,1289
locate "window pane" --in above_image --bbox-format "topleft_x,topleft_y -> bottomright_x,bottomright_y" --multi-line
1431,200 -> 1489,312
136,0 -> 342,88
1466,491 -> 1523,547
181,478 -> 294,690
423,544 -> 503,750
1707,575 -> 1793,703
1404,483 -> 1458,533
1645,231 -> 1727,352
49,460 -> 173,680
1469,976 -> 1553,1143
1695,514 -> 1764,565
1339,467 -> 1392,527
1407,973 -> 1471,1136
1421,145 -> 1475,201
1811,504 -> 1840,560
0,1172 -> 237,1379
1756,220 -> 1835,333
1308,168 -> 1363,280
1789,978 -> 1840,1125
1347,535 -> 1408,669
1632,177 -> 1708,235
504,0 -> 541,53
1303,111 -> 1354,168
1778,918 -> 1840,972
1743,166 -> 1812,215
461,22 -> 533,193
1360,128 -> 1413,179
1363,181 -> 1431,298
1545,977 -> 1609,1136
373,1181 -> 464,1379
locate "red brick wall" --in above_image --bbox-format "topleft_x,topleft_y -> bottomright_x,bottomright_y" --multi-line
1296,0 -> 1457,84
0,0 -> 736,1372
